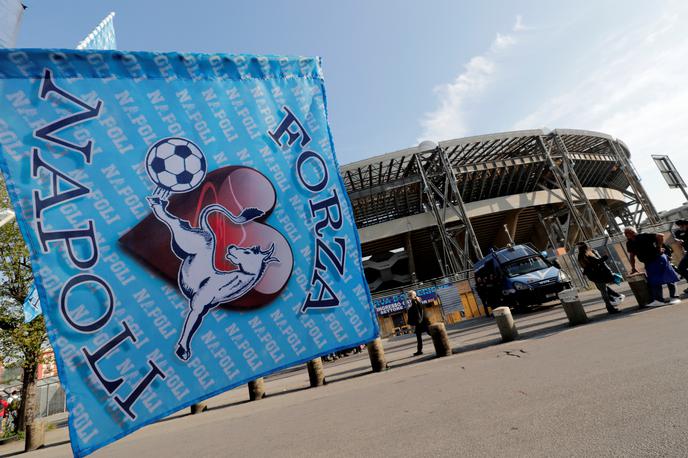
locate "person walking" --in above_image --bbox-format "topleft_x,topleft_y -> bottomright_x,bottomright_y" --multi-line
624,227 -> 681,306
407,290 -> 430,356
673,220 -> 688,292
577,242 -> 624,314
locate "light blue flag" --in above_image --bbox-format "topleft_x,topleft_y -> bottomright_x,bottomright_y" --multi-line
23,283 -> 42,323
76,12 -> 116,50
0,49 -> 377,457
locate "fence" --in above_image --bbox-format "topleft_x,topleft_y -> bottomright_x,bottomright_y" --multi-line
35,377 -> 66,418
371,271 -> 488,337
2,376 -> 67,420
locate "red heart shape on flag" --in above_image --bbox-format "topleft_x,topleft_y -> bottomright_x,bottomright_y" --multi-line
120,166 -> 293,309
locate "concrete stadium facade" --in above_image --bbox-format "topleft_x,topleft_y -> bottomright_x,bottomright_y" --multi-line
340,128 -> 659,293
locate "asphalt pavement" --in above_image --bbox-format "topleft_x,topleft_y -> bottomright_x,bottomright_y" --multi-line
3,284 -> 688,457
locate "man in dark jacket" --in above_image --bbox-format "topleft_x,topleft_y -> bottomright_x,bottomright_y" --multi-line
407,290 -> 430,356
625,227 -> 680,306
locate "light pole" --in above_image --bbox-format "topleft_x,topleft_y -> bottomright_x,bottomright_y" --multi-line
652,154 -> 688,203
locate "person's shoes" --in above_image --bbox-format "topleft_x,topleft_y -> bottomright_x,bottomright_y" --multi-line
669,297 -> 681,304
645,300 -> 665,307
607,307 -> 621,314
611,294 -> 625,305
413,351 -> 423,356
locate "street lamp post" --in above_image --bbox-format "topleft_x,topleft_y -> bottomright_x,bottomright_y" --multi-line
652,154 -> 688,203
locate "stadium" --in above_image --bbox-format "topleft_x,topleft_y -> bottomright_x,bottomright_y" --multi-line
341,129 -> 662,333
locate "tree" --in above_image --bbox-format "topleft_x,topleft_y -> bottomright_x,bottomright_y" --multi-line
0,177 -> 47,433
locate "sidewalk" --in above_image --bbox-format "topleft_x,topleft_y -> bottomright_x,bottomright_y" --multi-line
0,283 -> 659,456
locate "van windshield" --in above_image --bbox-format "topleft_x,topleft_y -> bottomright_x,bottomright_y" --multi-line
504,256 -> 549,277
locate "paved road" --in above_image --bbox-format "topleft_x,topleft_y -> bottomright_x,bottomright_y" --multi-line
4,286 -> 688,457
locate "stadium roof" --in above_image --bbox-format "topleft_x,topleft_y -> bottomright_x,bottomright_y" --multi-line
340,128 -> 632,231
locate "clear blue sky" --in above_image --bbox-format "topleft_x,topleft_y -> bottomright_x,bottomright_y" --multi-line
15,0 -> 688,211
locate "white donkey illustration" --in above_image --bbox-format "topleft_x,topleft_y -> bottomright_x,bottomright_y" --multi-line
146,196 -> 279,361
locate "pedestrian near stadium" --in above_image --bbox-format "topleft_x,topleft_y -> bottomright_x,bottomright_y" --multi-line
407,290 -> 430,356
577,242 -> 624,314
624,227 -> 680,306
673,220 -> 688,293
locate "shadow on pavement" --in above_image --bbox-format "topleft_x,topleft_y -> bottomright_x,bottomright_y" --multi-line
3,440 -> 71,457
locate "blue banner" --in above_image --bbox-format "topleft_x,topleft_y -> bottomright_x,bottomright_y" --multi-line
373,293 -> 407,316
0,49 -> 377,457
23,283 -> 42,323
416,286 -> 437,304
373,287 -> 437,316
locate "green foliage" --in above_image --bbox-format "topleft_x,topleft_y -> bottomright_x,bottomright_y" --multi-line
0,177 -> 47,434
0,177 -> 47,370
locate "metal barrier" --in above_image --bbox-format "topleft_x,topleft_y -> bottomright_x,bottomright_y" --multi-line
36,378 -> 66,418
371,272 -> 488,337
3,376 -> 67,420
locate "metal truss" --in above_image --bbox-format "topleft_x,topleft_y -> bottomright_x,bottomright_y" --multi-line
414,147 -> 483,274
607,140 -> 660,227
537,133 -> 606,246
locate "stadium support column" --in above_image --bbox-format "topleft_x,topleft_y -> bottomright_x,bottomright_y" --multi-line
538,134 -> 606,243
405,233 -> 418,282
438,147 -> 483,262
537,211 -> 563,251
414,153 -> 462,275
603,205 -> 622,235
607,140 -> 660,227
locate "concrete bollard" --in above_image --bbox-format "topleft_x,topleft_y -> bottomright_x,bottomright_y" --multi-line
559,288 -> 588,326
366,338 -> 388,372
190,402 -> 207,414
493,307 -> 519,342
248,377 -> 266,401
627,273 -> 651,307
25,421 -> 45,452
307,357 -> 326,387
428,323 -> 452,357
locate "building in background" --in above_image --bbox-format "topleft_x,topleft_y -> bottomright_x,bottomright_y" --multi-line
342,129 -> 661,334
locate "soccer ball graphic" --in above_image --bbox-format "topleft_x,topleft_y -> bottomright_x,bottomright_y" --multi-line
145,137 -> 207,193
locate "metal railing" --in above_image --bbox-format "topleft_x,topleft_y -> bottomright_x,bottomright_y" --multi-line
2,376 -> 67,420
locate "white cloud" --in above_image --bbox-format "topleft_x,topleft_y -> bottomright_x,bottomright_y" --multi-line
492,33 -> 516,51
513,15 -> 529,32
512,5 -> 688,210
418,17 -> 523,142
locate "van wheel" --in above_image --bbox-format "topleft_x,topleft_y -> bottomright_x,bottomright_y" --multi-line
514,301 -> 529,313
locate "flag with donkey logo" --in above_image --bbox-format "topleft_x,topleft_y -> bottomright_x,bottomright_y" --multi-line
0,49 -> 377,457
